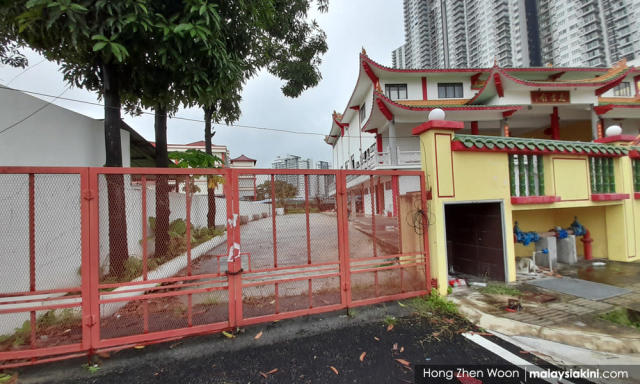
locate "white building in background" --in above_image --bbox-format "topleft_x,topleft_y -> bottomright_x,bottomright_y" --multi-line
230,154 -> 258,200
0,86 -> 155,167
271,155 -> 332,198
396,0 -> 640,70
392,44 -> 408,69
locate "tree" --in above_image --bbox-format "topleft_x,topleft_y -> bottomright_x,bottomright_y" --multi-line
256,180 -> 298,211
3,1 -> 158,277
169,149 -> 225,206
2,0 -> 330,273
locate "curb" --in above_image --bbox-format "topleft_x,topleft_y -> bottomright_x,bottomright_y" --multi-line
451,297 -> 640,355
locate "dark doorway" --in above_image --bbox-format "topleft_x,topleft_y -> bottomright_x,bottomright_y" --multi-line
445,202 -> 505,281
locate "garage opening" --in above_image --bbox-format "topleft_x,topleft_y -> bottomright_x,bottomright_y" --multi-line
445,202 -> 506,282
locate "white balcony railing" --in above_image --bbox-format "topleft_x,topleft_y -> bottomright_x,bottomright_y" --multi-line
359,149 -> 421,170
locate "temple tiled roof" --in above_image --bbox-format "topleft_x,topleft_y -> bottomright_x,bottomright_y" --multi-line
453,135 -> 629,156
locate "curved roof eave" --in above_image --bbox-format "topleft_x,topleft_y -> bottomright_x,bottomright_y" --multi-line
497,66 -> 633,88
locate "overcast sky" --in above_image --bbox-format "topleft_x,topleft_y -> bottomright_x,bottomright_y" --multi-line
0,1 -> 403,168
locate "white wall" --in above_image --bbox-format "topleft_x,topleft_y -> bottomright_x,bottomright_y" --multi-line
0,88 -> 130,167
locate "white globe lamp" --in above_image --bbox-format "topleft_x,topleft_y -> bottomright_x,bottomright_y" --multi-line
605,125 -> 622,137
428,108 -> 445,121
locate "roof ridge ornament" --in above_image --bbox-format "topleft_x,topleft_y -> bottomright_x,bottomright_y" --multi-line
361,47 -> 367,56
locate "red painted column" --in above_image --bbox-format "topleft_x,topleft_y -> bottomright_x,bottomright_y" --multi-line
634,75 -> 640,98
375,133 -> 383,152
551,107 -> 560,140
421,77 -> 428,100
470,121 -> 479,135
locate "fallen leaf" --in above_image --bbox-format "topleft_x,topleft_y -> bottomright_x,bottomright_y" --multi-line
134,345 -> 145,350
392,343 -> 398,351
329,366 -> 339,375
470,332 -> 492,336
519,350 -> 530,354
269,300 -> 276,304
386,324 -> 394,332
395,359 -> 410,367
400,347 -> 404,353
222,331 -> 235,338
254,331 -> 263,340
97,352 -> 110,359
374,337 -> 380,341
359,352 -> 366,362
398,302 -> 406,307
432,331 -> 440,338
259,368 -> 278,378
153,373 -> 159,376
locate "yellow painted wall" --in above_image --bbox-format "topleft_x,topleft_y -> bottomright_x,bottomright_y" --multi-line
418,127 -> 640,295
552,157 -> 591,201
419,129 -> 516,295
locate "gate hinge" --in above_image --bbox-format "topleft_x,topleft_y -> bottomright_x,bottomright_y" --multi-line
83,314 -> 97,327
82,189 -> 96,201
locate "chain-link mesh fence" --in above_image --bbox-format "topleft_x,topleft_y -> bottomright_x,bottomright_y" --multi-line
0,171 -> 84,362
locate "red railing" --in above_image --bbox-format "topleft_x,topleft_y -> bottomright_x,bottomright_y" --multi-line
0,167 -> 430,369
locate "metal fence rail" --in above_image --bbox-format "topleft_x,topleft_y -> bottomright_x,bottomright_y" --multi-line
0,167 -> 430,369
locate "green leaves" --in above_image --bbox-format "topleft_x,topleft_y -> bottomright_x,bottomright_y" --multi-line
91,34 -> 129,62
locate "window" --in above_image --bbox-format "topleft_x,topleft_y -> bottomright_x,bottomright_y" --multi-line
359,104 -> 366,123
385,84 -> 407,100
613,82 -> 631,97
437,83 -> 464,98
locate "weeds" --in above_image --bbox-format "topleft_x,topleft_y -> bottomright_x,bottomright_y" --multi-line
82,363 -> 101,374
406,290 -> 458,317
600,308 -> 640,329
479,284 -> 521,297
201,294 -> 220,306
347,308 -> 357,318
383,316 -> 397,326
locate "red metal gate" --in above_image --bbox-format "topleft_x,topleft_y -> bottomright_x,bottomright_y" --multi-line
0,167 -> 429,369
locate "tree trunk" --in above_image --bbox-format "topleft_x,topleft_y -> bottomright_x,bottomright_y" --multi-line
204,107 -> 216,229
103,62 -> 129,277
154,105 -> 170,258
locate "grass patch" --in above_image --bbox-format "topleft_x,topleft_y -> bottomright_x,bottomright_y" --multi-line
600,308 -> 640,329
406,290 -> 458,317
479,284 -> 522,297
0,309 -> 81,348
285,207 -> 320,214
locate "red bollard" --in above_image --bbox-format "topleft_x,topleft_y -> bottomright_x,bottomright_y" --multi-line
581,230 -> 593,260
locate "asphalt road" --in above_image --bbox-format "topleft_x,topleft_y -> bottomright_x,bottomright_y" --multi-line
15,302 -> 569,384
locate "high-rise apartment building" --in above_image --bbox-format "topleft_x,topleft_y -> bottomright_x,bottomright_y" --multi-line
391,44 -> 408,69
539,0 -> 640,67
395,0 -> 639,69
400,0 -> 541,68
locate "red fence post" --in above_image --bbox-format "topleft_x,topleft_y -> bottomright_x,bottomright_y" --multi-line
28,173 -> 37,350
87,168 -> 101,351
141,176 -> 149,334
337,171 -> 351,307
185,175 -> 193,327
224,169 -> 237,328
420,173 -> 432,292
